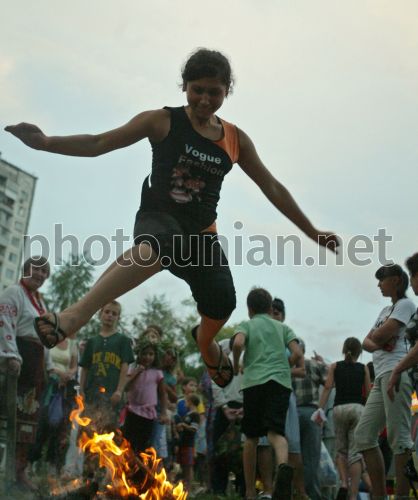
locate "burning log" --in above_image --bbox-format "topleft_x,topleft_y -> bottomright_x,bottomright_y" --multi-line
46,480 -> 98,499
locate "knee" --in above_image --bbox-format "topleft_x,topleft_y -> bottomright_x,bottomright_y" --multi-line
353,426 -> 375,453
196,282 -> 236,320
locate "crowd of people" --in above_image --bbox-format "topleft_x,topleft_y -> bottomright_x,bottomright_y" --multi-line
1,253 -> 418,500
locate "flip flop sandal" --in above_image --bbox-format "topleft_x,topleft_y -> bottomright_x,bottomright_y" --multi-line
34,312 -> 68,349
191,326 -> 234,388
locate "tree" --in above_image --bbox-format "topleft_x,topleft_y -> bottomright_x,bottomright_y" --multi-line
45,254 -> 100,339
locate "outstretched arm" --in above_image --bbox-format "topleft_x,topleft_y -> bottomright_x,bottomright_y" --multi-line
237,128 -> 338,251
5,108 -> 169,157
318,362 -> 335,410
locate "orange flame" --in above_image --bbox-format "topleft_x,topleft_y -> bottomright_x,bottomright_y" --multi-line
411,391 -> 418,415
69,394 -> 91,428
69,395 -> 187,499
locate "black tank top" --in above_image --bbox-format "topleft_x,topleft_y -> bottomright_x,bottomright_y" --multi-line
138,106 -> 239,234
334,360 -> 365,407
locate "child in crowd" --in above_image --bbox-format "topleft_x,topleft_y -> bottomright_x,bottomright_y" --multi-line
140,325 -> 163,344
317,337 -> 370,500
175,394 -> 201,491
79,301 -> 134,431
160,347 -> 179,471
122,340 -> 168,453
176,377 -> 205,417
232,287 -> 303,500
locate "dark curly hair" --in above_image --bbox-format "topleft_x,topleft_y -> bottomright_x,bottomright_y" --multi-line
181,48 -> 234,93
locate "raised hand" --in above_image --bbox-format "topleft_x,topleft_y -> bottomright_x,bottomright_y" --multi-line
314,230 -> 340,253
5,123 -> 46,150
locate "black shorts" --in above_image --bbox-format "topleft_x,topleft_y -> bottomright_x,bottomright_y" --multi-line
241,380 -> 291,438
133,211 -> 236,320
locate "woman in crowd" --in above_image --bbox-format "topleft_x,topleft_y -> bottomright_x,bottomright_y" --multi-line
29,337 -> 78,476
0,256 -> 50,490
354,264 -> 416,498
318,337 -> 370,500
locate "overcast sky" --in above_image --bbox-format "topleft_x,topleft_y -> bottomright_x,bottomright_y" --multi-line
1,0 -> 417,361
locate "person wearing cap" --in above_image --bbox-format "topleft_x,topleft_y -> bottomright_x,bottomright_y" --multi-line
354,264 -> 416,498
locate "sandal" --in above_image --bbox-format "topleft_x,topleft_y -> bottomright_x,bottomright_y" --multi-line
34,312 -> 68,349
191,326 -> 234,388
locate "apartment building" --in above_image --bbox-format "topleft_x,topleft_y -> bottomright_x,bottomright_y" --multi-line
0,154 -> 37,290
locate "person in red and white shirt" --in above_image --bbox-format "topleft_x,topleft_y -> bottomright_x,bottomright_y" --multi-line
0,256 -> 51,491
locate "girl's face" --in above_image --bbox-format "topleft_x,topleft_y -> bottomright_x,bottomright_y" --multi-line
377,276 -> 399,297
185,77 -> 228,120
144,330 -> 160,344
162,351 -> 177,369
140,347 -> 155,368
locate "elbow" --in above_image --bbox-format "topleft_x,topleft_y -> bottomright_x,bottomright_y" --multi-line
88,135 -> 107,157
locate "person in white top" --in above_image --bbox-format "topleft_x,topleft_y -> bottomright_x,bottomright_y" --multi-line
28,338 -> 78,476
354,264 -> 416,498
0,256 -> 51,491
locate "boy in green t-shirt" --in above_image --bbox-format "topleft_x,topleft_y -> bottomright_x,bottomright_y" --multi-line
79,301 -> 134,429
232,288 -> 302,500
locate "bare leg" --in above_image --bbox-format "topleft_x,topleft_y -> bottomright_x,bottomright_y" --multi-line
182,464 -> 193,492
195,315 -> 231,381
267,431 -> 288,466
348,459 -> 362,500
361,446 -> 386,497
258,446 -> 273,495
394,451 -> 411,496
37,243 -> 161,342
336,452 -> 348,488
243,437 -> 258,499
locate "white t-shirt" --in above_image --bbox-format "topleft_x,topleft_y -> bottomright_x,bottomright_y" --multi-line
50,339 -> 78,373
372,297 -> 416,378
0,283 -> 50,367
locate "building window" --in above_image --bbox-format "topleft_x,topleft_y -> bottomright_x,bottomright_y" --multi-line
0,245 -> 5,256
8,252 -> 17,263
11,236 -> 20,247
20,190 -> 29,201
18,206 -> 25,216
5,268 -> 14,280
14,221 -> 23,231
0,209 -> 12,224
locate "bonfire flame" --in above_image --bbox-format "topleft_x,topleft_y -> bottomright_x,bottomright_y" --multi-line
69,394 -> 92,428
70,395 -> 186,499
